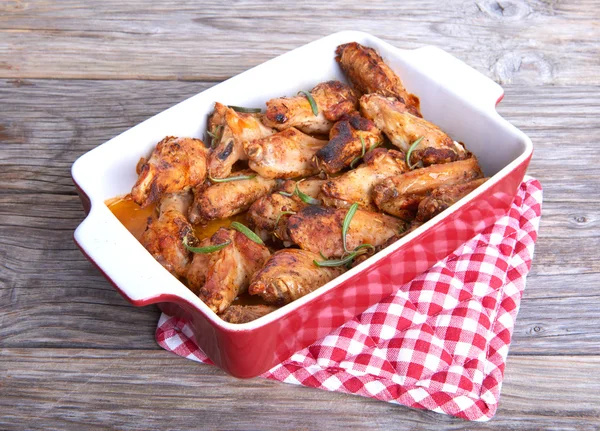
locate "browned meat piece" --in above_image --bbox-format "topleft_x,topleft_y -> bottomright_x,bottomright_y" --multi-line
188,170 -> 277,224
287,205 -> 406,259
416,178 -> 488,222
208,103 -> 275,179
247,192 -> 304,242
335,42 -> 421,117
360,94 -> 467,167
219,304 -> 279,324
320,148 -> 408,211
313,112 -> 384,174
279,177 -> 326,199
141,191 -> 195,278
245,128 -> 328,179
191,228 -> 271,314
248,249 -> 345,305
373,157 -> 484,217
262,81 -> 358,134
131,136 -> 208,207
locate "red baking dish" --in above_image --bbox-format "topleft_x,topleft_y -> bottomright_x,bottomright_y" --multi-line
72,31 -> 532,378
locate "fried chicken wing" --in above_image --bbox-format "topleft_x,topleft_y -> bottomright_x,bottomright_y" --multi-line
248,249 -> 345,305
416,177 -> 488,222
131,136 -> 209,207
263,80 -> 358,134
360,94 -> 467,167
314,112 -> 384,174
219,304 -> 279,324
320,148 -> 408,211
245,128 -> 328,179
247,192 -> 303,242
188,170 -> 277,224
141,191 -> 195,278
194,228 -> 271,314
208,103 -> 275,179
335,42 -> 421,117
287,205 -> 406,259
373,157 -> 484,217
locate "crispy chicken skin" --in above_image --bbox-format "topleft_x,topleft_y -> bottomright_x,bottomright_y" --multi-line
188,170 -> 276,224
195,228 -> 271,314
219,304 -> 279,324
208,103 -> 275,179
314,112 -> 384,174
131,136 -> 209,207
245,128 -> 328,179
360,94 -> 467,167
373,157 -> 484,217
416,177 -> 488,222
335,42 -> 421,117
248,249 -> 345,305
287,205 -> 406,259
247,192 -> 304,242
262,80 -> 358,134
320,148 -> 408,211
141,191 -> 195,278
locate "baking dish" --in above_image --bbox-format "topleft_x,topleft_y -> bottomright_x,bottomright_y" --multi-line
72,31 -> 532,378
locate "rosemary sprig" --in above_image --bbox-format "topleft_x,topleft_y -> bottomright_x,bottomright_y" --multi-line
209,173 -> 256,183
279,182 -> 321,205
230,221 -> 264,245
274,210 -> 296,227
228,105 -> 262,113
350,136 -> 367,168
342,203 -> 359,253
183,237 -> 231,254
406,136 -> 424,170
207,124 -> 223,148
299,91 -> 319,116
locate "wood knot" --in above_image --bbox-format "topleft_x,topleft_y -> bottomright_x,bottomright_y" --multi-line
491,51 -> 554,84
476,0 -> 532,20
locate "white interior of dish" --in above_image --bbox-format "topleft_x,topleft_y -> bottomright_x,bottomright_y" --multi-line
72,31 -> 532,330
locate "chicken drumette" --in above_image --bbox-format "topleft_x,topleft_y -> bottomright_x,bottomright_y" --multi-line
262,80 -> 358,134
131,136 -> 209,207
335,42 -> 421,117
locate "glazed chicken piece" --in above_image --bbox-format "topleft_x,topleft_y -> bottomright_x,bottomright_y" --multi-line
320,148 -> 408,212
248,249 -> 345,305
287,205 -> 406,259
245,128 -> 328,179
208,103 -> 275,179
247,177 -> 326,242
262,80 -> 358,134
416,177 -> 488,222
313,112 -> 384,174
360,94 -> 467,167
131,136 -> 209,207
141,191 -> 195,278
219,304 -> 279,324
373,157 -> 484,218
187,228 -> 271,314
188,170 -> 277,224
335,42 -> 421,117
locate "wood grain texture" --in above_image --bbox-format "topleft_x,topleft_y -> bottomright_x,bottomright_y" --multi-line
1,0 -> 599,84
2,0 -> 600,428
1,349 -> 599,431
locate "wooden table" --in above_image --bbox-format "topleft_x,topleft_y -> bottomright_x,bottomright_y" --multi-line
2,1 -> 599,429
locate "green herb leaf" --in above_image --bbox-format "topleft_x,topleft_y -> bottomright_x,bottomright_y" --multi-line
406,136 -> 424,170
278,191 -> 294,197
313,252 -> 357,268
228,105 -> 262,113
207,124 -> 223,149
183,237 -> 231,254
230,221 -> 264,245
342,203 -> 359,253
299,91 -> 319,116
209,173 -> 256,183
350,136 -> 367,168
295,184 -> 321,205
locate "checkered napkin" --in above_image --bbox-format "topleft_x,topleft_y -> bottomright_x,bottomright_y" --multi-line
156,177 -> 542,421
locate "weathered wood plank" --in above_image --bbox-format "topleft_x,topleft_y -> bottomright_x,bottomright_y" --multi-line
1,1 -> 599,85
1,349 -> 598,430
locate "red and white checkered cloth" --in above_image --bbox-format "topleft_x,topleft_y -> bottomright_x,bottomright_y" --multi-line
156,177 -> 542,421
